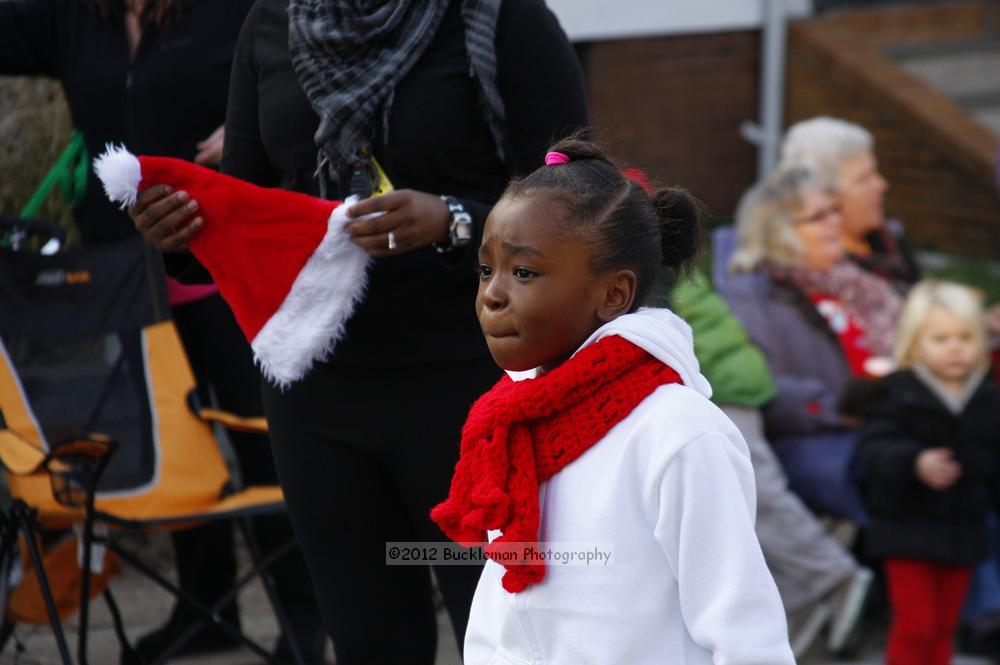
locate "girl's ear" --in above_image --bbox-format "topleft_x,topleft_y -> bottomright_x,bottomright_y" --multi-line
596,269 -> 637,322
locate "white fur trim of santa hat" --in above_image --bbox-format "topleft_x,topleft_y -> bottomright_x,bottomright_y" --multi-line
251,197 -> 371,389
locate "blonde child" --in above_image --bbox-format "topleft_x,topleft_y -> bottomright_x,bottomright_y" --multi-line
431,138 -> 794,664
858,280 -> 1000,665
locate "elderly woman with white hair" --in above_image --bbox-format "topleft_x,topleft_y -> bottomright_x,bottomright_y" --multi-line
714,165 -> 904,522
780,116 -> 920,292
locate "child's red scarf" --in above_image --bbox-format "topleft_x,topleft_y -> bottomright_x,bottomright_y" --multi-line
431,335 -> 682,593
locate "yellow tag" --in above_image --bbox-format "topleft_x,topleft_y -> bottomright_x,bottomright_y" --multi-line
370,155 -> 394,197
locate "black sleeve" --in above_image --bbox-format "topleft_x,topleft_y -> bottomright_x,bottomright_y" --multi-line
219,2 -> 277,186
0,0 -> 63,77
167,1 -> 274,285
162,251 -> 213,284
494,0 -> 589,176
857,385 -> 922,489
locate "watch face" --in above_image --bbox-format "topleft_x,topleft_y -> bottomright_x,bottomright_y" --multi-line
451,211 -> 473,245
455,222 -> 473,242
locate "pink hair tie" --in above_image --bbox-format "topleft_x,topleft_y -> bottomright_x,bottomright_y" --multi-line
544,151 -> 570,166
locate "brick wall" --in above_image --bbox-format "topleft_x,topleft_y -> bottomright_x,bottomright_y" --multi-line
582,31 -> 761,219
786,2 -> 1000,257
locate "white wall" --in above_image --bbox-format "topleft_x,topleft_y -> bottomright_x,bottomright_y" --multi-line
546,0 -> 813,42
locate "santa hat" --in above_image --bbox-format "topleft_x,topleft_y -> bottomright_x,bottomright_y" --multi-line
94,145 -> 371,389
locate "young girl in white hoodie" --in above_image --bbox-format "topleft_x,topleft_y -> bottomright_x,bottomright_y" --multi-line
432,138 -> 795,665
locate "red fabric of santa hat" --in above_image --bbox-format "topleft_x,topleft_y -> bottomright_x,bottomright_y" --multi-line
94,145 -> 371,389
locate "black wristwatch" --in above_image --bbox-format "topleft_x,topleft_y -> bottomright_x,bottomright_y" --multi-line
435,195 -> 473,253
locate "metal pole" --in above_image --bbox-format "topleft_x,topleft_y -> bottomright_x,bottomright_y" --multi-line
758,0 -> 789,177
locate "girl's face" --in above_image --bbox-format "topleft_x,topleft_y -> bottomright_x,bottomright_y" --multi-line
912,306 -> 981,383
476,195 -> 612,373
793,188 -> 845,271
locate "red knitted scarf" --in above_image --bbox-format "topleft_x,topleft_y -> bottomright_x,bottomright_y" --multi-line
431,335 -> 682,593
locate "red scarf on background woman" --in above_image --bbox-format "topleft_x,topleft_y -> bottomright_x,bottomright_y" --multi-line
785,261 -> 903,358
431,335 -> 682,593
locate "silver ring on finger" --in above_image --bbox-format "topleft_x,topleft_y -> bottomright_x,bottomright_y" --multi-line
387,230 -> 397,250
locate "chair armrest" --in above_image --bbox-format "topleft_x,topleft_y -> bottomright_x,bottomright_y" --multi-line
199,408 -> 268,434
0,431 -> 47,475
45,433 -> 117,508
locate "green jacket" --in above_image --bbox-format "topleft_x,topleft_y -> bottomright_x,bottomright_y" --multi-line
671,269 -> 777,408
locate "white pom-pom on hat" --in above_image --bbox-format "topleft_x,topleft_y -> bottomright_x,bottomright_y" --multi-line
93,144 -> 142,209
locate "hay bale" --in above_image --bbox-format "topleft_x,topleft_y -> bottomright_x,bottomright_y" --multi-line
0,76 -> 77,238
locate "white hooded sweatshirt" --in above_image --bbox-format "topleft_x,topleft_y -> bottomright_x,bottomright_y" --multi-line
464,308 -> 795,665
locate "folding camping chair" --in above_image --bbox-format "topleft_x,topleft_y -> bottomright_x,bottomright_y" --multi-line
0,227 -> 307,665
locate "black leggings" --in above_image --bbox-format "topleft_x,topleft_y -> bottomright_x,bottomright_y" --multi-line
172,294 -> 320,630
262,356 -> 501,665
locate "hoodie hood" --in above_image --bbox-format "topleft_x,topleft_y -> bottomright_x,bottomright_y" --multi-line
581,307 -> 712,399
507,308 -> 712,399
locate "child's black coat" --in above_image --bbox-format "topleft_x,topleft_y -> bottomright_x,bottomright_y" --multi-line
858,369 -> 1000,565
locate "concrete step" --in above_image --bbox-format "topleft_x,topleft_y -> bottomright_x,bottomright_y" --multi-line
887,39 -> 1000,137
971,106 -> 1000,137
889,39 -> 1000,98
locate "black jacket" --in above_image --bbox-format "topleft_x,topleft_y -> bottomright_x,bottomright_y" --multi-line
858,369 -> 1000,565
0,0 -> 255,244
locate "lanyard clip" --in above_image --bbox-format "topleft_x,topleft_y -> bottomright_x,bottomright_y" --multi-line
312,154 -> 330,179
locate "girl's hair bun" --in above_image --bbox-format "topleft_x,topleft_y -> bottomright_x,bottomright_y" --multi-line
654,187 -> 703,270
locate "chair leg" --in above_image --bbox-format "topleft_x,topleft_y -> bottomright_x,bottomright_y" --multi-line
0,515 -> 18,657
104,538 -> 283,664
237,518 -> 307,665
77,491 -> 98,665
75,433 -> 116,665
0,540 -> 16,658
11,501 -> 73,665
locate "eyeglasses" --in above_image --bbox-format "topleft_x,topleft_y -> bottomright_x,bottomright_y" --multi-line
794,204 -> 841,225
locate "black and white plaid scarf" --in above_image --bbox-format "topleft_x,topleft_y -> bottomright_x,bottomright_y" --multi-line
288,0 -> 508,195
